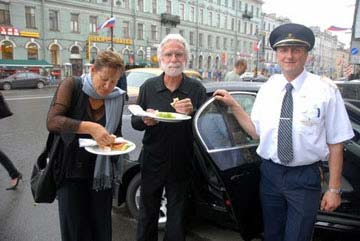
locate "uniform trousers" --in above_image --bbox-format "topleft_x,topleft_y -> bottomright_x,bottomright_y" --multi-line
260,159 -> 322,241
57,179 -> 113,241
0,149 -> 21,179
136,170 -> 189,241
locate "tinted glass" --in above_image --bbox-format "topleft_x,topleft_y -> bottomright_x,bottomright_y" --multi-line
196,92 -> 258,171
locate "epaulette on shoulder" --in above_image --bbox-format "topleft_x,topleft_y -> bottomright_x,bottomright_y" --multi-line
320,75 -> 338,89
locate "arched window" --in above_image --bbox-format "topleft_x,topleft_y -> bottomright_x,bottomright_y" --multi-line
50,44 -> 60,65
1,41 -> 13,59
71,46 -> 80,54
215,56 -> 220,69
207,56 -> 212,70
137,50 -> 144,63
189,54 -> 194,69
198,55 -> 203,70
123,49 -> 130,64
90,47 -> 98,62
27,43 -> 38,60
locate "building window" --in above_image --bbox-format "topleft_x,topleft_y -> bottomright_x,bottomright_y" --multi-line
137,0 -> 144,12
190,6 -> 195,22
179,29 -> 184,37
70,14 -> 79,32
231,18 -> 235,31
180,4 -> 184,20
216,13 -> 220,28
50,44 -> 59,65
209,12 -> 213,26
230,39 -> 234,50
123,0 -> 129,8
90,47 -> 98,61
152,0 -> 157,14
151,25 -> 157,41
189,31 -> 194,45
198,55 -> 203,69
49,10 -> 59,31
27,43 -> 38,60
0,9 -> 10,25
166,28 -> 171,35
166,0 -> 171,14
208,35 -> 212,48
71,46 -> 80,54
137,50 -> 145,62
216,36 -> 220,49
200,9 -> 204,24
123,21 -> 130,38
223,37 -> 227,50
238,20 -> 241,32
137,23 -> 144,40
89,16 -> 97,33
224,15 -> 227,29
199,33 -> 203,47
25,6 -> 36,29
1,41 -> 13,60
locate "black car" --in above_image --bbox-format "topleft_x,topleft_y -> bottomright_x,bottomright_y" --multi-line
114,81 -> 360,241
0,72 -> 49,90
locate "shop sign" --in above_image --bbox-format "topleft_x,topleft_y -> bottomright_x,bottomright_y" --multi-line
0,26 -> 19,36
88,35 -> 133,45
20,31 -> 40,38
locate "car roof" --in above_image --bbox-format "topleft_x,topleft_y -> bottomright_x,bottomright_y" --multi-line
203,81 -> 263,94
126,68 -> 202,79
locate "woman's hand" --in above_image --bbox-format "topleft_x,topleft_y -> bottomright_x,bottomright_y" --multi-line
89,123 -> 116,146
143,109 -> 158,126
172,98 -> 193,115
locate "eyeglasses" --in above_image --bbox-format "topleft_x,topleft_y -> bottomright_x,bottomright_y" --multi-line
162,52 -> 185,60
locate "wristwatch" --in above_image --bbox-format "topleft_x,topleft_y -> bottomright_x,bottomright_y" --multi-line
328,188 -> 342,195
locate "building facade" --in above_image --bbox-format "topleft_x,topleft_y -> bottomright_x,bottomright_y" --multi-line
0,0 -> 350,79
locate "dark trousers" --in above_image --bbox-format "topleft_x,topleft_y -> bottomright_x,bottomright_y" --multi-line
136,171 -> 188,241
57,179 -> 113,241
0,148 -> 20,179
260,160 -> 322,241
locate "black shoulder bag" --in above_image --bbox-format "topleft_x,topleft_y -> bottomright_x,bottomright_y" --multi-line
30,77 -> 82,203
0,92 -> 13,119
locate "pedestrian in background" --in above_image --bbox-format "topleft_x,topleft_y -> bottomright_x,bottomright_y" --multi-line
214,23 -> 354,241
46,50 -> 126,241
0,91 -> 22,190
224,59 -> 247,81
131,34 -> 207,241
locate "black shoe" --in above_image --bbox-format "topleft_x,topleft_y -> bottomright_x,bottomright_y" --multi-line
6,173 -> 22,190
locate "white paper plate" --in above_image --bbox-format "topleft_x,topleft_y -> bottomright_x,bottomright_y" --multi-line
84,140 -> 136,156
153,112 -> 191,123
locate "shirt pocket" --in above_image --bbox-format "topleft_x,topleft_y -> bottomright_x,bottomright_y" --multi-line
294,100 -> 324,136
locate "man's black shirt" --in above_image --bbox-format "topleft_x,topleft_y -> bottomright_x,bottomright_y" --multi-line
131,72 -> 207,180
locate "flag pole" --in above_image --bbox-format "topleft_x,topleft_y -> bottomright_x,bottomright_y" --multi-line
110,0 -> 114,51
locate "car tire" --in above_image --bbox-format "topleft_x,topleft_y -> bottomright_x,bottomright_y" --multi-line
3,82 -> 11,90
125,173 -> 167,229
37,82 -> 45,89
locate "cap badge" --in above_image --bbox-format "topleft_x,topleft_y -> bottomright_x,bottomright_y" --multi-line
286,33 -> 293,39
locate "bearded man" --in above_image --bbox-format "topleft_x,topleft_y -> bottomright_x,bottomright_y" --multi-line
131,34 -> 207,241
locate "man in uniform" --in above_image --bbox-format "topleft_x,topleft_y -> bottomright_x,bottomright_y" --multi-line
131,34 -> 207,241
224,59 -> 247,81
214,23 -> 354,241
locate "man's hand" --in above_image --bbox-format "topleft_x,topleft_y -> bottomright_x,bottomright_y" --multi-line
172,98 -> 193,115
320,191 -> 341,212
213,89 -> 238,107
143,108 -> 158,126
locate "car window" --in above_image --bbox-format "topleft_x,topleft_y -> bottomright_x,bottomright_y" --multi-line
16,73 -> 27,78
195,92 -> 259,171
126,72 -> 156,87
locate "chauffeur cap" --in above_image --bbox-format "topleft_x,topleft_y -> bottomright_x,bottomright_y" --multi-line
269,23 -> 315,51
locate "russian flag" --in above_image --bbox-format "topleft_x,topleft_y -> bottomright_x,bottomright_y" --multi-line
327,25 -> 350,31
97,17 -> 115,31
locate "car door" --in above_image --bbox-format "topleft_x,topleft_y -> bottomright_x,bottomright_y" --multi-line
193,92 -> 263,241
13,72 -> 28,88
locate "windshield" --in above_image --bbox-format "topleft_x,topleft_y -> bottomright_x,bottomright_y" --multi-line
126,72 -> 156,87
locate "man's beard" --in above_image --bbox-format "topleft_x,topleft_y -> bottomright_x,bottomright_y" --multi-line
160,62 -> 186,77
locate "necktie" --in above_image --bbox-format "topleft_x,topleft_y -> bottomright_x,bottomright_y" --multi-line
277,83 -> 293,164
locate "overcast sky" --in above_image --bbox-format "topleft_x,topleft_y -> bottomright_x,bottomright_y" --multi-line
262,0 -> 356,47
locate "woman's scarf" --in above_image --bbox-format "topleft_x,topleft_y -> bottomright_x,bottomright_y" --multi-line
82,74 -> 125,190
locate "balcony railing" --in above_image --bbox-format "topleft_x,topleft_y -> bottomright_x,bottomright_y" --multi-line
242,11 -> 253,20
160,13 -> 180,26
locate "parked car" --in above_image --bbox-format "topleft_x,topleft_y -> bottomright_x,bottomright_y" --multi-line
0,72 -> 49,90
114,81 -> 360,241
125,68 -> 202,104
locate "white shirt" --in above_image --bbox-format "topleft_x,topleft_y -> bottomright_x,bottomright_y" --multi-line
251,70 -> 354,166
